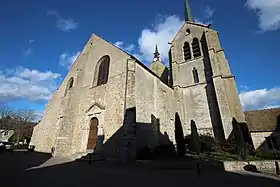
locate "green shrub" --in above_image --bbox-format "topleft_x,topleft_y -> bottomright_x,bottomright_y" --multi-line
254,150 -> 280,160
154,144 -> 176,158
185,134 -> 220,153
137,145 -> 153,160
13,144 -> 28,150
199,135 -> 220,153
220,139 -> 238,154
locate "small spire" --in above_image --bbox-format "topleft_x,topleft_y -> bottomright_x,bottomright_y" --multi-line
154,45 -> 159,58
184,0 -> 193,22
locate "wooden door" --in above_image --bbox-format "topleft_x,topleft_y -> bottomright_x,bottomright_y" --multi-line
87,118 -> 98,149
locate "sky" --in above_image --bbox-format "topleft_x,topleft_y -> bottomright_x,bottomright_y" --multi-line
0,0 -> 280,121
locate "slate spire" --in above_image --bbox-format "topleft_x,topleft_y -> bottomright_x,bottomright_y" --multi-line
184,0 -> 193,22
154,44 -> 160,60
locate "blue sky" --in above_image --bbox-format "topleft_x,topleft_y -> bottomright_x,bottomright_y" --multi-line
1,0 -> 280,120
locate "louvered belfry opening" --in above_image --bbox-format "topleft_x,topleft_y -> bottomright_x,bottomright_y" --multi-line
192,38 -> 201,58
183,41 -> 192,61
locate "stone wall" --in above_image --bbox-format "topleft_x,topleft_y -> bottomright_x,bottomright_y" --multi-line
170,22 -> 245,141
30,92 -> 62,153
30,34 -> 131,157
182,85 -> 213,136
223,160 -> 280,172
250,131 -> 280,152
135,62 -> 175,149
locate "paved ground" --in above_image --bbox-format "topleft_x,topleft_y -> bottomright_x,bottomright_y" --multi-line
1,152 -> 280,187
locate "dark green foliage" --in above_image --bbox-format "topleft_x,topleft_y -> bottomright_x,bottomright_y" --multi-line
8,134 -> 18,143
254,149 -> 280,160
190,120 -> 201,154
220,139 -> 238,154
186,134 -> 221,153
200,135 -> 220,152
154,144 -> 176,158
175,113 -> 186,156
137,145 -> 153,160
13,144 -> 28,150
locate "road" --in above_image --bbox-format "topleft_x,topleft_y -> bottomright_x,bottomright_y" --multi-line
1,152 -> 279,187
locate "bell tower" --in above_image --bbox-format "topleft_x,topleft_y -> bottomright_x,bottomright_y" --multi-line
169,0 -> 245,141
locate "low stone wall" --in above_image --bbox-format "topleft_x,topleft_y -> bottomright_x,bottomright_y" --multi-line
223,160 -> 279,172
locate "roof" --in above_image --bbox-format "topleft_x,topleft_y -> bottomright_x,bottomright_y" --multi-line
91,33 -> 173,89
171,21 -> 211,43
244,107 -> 280,132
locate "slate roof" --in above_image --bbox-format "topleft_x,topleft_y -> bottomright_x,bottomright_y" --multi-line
244,107 -> 280,132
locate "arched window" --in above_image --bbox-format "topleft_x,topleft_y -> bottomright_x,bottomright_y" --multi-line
192,38 -> 201,58
192,67 -> 199,83
96,55 -> 110,86
65,77 -> 74,96
183,42 -> 191,61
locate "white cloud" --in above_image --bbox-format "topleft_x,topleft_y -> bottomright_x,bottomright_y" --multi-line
47,10 -> 78,32
33,110 -> 44,122
59,51 -> 80,69
23,48 -> 33,56
194,5 -> 215,25
239,85 -> 250,91
138,15 -> 184,63
204,6 -> 215,20
115,6 -> 214,66
239,88 -> 280,111
29,39 -> 35,44
0,68 -> 60,102
16,68 -> 60,81
246,0 -> 280,31
23,39 -> 35,56
114,41 -> 135,53
113,41 -> 143,62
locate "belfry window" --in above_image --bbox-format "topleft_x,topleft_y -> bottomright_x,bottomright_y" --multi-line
192,67 -> 199,84
192,38 -> 201,58
96,55 -> 110,86
183,42 -> 191,61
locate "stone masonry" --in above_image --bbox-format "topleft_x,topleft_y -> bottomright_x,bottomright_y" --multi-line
30,1 -> 245,159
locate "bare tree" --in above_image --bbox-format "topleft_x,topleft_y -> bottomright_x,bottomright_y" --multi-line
0,103 -> 14,119
0,103 -> 36,129
15,109 -> 35,123
0,103 -> 16,129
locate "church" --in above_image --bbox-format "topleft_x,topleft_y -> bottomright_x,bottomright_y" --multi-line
30,0 -> 245,159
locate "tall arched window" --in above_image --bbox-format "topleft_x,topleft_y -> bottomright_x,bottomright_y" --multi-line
192,38 -> 201,58
65,77 -> 74,96
192,67 -> 199,83
97,55 -> 110,86
183,42 -> 191,61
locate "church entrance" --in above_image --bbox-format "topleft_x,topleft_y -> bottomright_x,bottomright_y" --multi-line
87,117 -> 98,149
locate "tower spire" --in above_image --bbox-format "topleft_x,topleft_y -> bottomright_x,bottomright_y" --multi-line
184,0 -> 193,22
154,44 -> 159,59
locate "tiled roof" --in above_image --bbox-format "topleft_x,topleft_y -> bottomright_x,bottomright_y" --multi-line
245,108 -> 280,132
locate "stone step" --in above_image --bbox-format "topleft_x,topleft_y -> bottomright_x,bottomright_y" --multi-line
78,153 -> 106,162
26,156 -> 75,170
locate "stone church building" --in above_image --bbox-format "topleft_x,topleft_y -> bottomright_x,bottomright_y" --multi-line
30,0 -> 245,158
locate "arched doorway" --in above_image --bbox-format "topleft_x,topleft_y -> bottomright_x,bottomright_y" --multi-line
87,118 -> 98,150
175,113 -> 185,156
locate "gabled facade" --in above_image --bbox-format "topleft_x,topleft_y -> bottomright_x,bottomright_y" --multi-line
30,0 -> 245,158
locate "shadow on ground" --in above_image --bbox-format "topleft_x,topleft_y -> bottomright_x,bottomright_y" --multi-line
1,151 -> 279,187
